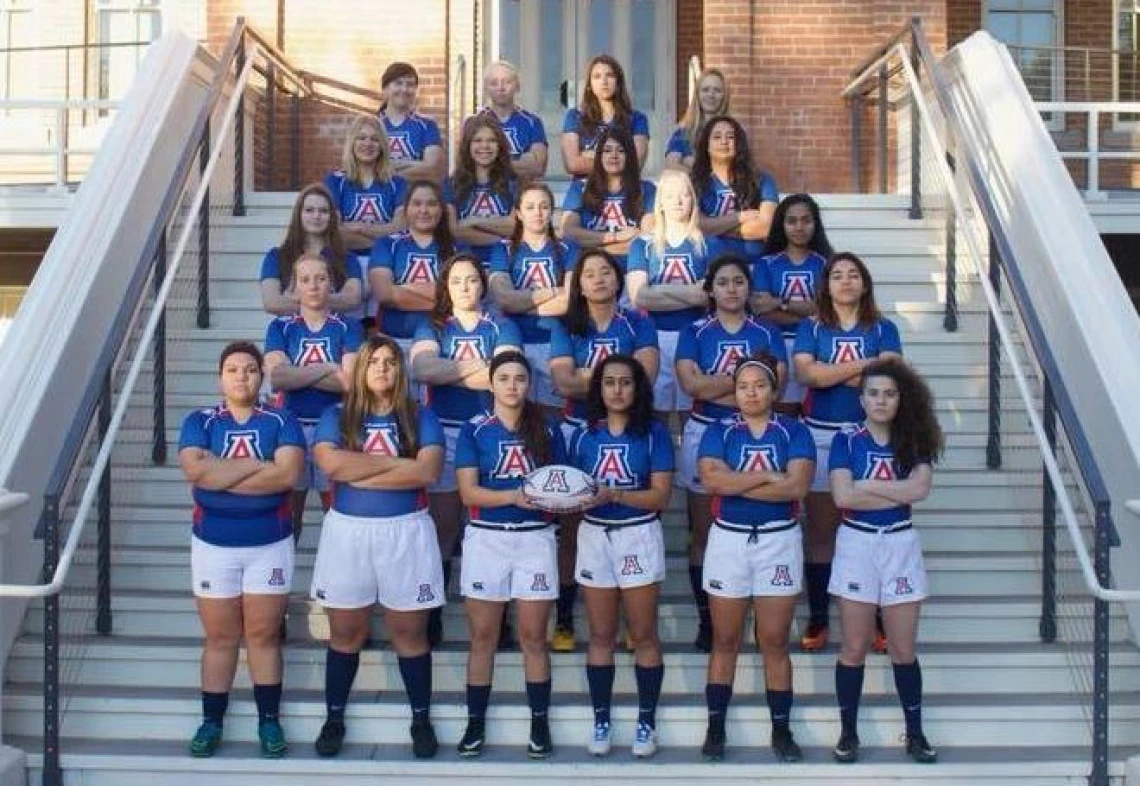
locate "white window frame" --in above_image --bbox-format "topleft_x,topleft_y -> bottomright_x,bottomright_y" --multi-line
95,0 -> 161,104
983,0 -> 1065,131
0,0 -> 31,103
1112,0 -> 1140,129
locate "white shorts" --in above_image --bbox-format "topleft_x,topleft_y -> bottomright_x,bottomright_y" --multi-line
429,424 -> 460,493
310,508 -> 445,610
524,343 -> 562,408
807,422 -> 851,493
297,422 -> 330,493
829,522 -> 929,607
702,521 -> 803,598
576,518 -> 666,589
780,337 -> 806,404
191,535 -> 294,599
679,417 -> 712,492
460,524 -> 559,601
655,330 -> 691,412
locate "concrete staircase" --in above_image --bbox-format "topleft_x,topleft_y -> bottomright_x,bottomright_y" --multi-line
3,191 -> 1136,784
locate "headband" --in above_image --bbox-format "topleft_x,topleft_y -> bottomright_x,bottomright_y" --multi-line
734,359 -> 777,386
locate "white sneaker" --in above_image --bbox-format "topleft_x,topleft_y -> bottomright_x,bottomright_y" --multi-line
587,720 -> 612,756
632,720 -> 658,758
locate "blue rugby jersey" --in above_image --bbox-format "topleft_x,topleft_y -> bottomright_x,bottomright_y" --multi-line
381,112 -> 442,162
626,234 -> 725,331
488,237 -> 577,343
762,250 -> 827,339
264,313 -> 362,421
569,418 -> 674,525
368,232 -> 445,338
829,426 -> 926,528
562,108 -> 650,153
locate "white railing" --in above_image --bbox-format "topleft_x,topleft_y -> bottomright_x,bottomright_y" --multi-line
0,99 -> 121,188
1036,101 -> 1140,200
0,43 -> 260,599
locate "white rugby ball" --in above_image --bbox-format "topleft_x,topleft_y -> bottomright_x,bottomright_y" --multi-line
523,464 -> 599,513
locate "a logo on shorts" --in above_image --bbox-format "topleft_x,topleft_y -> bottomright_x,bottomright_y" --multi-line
708,579 -> 724,590
472,581 -> 484,592
847,582 -> 861,593
416,583 -> 435,603
531,572 -> 550,592
620,555 -> 645,576
199,581 -> 211,590
579,570 -> 593,580
316,589 -> 327,599
770,564 -> 794,587
268,568 -> 285,587
894,576 -> 914,596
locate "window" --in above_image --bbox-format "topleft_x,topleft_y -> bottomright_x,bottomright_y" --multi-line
96,0 -> 161,103
1116,1 -> 1140,109
984,0 -> 1062,104
0,0 -> 31,102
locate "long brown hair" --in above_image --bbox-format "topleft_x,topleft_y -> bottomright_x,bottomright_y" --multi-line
450,114 -> 516,210
276,183 -> 347,291
579,54 -> 634,141
582,126 -> 644,223
430,254 -> 487,332
862,357 -> 943,473
489,350 -> 552,466
507,182 -> 562,262
402,179 -> 456,259
340,335 -> 419,457
690,115 -> 759,211
816,251 -> 882,329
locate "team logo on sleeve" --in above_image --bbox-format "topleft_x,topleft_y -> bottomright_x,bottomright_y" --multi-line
711,341 -> 750,376
493,441 -> 533,478
866,453 -> 897,481
388,133 -> 414,160
466,190 -> 507,218
739,445 -> 778,473
780,272 -> 814,302
450,336 -> 487,361
222,430 -> 262,459
593,445 -> 635,485
595,197 -> 630,230
713,190 -> 738,215
585,338 -> 621,368
519,258 -> 556,290
830,337 -> 865,363
350,194 -> 388,223
297,337 -> 333,365
660,253 -> 697,284
401,254 -> 438,284
363,424 -> 401,456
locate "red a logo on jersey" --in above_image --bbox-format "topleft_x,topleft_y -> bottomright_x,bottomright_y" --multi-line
661,254 -> 696,284
711,341 -> 750,376
830,338 -> 865,364
740,445 -> 778,473
222,430 -> 262,459
520,259 -> 556,290
402,254 -> 438,284
585,338 -> 621,368
713,190 -> 738,215
493,442 -> 533,478
352,194 -> 386,223
867,454 -> 897,481
467,190 -> 501,218
594,445 -> 635,485
597,198 -> 627,230
363,425 -> 400,456
451,336 -> 485,361
780,272 -> 813,302
298,337 -> 333,365
388,134 -> 413,160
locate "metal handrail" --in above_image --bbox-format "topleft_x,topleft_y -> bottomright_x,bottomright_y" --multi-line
0,41 -> 148,55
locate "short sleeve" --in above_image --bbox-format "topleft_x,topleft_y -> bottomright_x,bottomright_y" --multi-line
343,254 -> 363,282
276,411 -> 306,450
631,111 -> 650,138
649,419 -> 676,472
264,318 -> 288,355
828,431 -> 853,473
675,322 -> 699,362
750,257 -> 771,294
343,319 -> 364,353
529,113 -> 549,146
312,405 -> 344,447
758,172 -> 779,203
562,180 -> 585,215
423,116 -> 443,147
412,320 -> 439,345
878,319 -> 903,355
640,180 -> 657,214
697,422 -> 727,461
626,236 -> 650,274
787,421 -> 816,463
562,108 -> 582,135
665,127 -> 689,157
764,321 -> 788,362
632,312 -> 659,350
567,427 -> 587,470
792,319 -> 817,358
259,248 -> 281,281
391,175 -> 408,209
417,408 -> 445,448
489,240 -> 510,275
369,236 -> 395,273
495,316 -> 523,349
178,410 -> 210,452
454,422 -> 480,468
549,321 -> 574,360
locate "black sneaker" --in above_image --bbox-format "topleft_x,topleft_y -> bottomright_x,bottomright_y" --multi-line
427,608 -> 443,648
905,733 -> 938,763
498,619 -> 516,651
701,722 -> 726,761
771,726 -> 802,762
694,622 -> 712,653
527,716 -> 553,759
314,719 -> 346,758
457,717 -> 486,758
410,717 -> 439,759
833,731 -> 860,763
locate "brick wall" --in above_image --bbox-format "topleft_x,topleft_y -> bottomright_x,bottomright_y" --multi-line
676,0 -> 705,121
948,0 -> 980,47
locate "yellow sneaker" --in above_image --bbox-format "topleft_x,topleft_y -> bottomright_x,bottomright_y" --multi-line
551,624 -> 575,652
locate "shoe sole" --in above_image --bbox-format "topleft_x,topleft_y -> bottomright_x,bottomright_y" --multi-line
457,746 -> 484,759
774,746 -> 803,763
189,746 -> 218,758
260,746 -> 288,759
833,750 -> 859,764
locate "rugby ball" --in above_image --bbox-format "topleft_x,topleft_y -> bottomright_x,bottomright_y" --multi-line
523,464 -> 599,513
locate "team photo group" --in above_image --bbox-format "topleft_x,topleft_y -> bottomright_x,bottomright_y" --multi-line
178,53 -> 945,766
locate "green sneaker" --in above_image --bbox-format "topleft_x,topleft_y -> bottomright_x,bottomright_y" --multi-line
258,719 -> 288,758
188,720 -> 222,758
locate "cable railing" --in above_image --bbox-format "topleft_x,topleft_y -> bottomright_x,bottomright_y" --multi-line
845,20 -> 1140,785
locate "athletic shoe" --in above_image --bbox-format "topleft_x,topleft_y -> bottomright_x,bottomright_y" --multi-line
527,716 -> 554,759
498,619 -> 515,651
188,720 -> 222,758
410,717 -> 439,759
632,720 -> 658,759
871,630 -> 888,654
258,719 -> 288,758
457,717 -> 486,758
701,722 -> 726,761
587,720 -> 612,757
427,608 -> 444,648
693,622 -> 712,653
833,731 -> 860,763
905,733 -> 938,763
800,622 -> 829,652
771,726 -> 803,762
551,624 -> 575,653
314,719 -> 345,758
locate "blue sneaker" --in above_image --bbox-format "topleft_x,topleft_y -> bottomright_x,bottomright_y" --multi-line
632,720 -> 658,758
188,720 -> 222,758
258,719 -> 288,758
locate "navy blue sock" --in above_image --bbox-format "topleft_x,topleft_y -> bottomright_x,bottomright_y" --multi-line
201,690 -> 228,725
526,679 -> 552,719
892,659 -> 924,737
805,562 -> 832,626
586,664 -> 615,725
635,663 -> 664,728
557,583 -> 578,627
836,662 -> 865,736
397,652 -> 433,721
253,683 -> 282,724
689,564 -> 710,627
466,683 -> 491,720
766,688 -> 793,733
705,683 -> 733,729
324,647 -> 360,722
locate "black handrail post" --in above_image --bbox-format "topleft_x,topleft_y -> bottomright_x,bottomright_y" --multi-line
1038,377 -> 1056,643
850,93 -> 863,192
41,494 -> 62,786
290,90 -> 300,189
943,137 -> 958,333
96,370 -> 113,636
151,230 -> 168,466
266,63 -> 276,190
1091,500 -> 1112,786
878,63 -> 888,194
986,232 -> 1002,469
909,38 -> 923,218
233,34 -> 246,216
197,117 -> 211,330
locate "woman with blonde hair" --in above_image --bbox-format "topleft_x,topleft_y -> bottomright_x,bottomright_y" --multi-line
325,114 -> 407,256
665,69 -> 730,170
